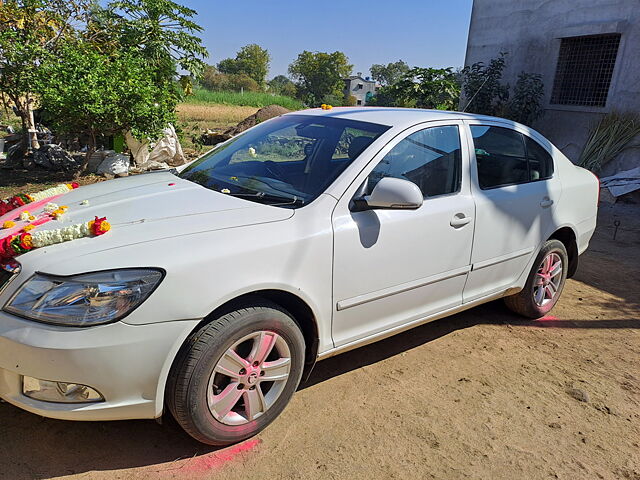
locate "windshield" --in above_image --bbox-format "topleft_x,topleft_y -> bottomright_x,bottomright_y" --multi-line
180,114 -> 390,208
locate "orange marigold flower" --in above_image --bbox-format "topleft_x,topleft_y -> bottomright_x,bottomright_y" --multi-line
88,216 -> 110,236
20,233 -> 33,250
23,225 -> 35,232
2,221 -> 16,229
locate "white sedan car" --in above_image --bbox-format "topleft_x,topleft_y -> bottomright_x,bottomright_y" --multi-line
0,108 -> 598,445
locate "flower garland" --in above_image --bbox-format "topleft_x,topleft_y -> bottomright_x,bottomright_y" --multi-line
0,216 -> 110,261
0,183 -> 79,217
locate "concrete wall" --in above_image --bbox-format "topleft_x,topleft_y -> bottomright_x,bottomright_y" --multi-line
464,0 -> 640,175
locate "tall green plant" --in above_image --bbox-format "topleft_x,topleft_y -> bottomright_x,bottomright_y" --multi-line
578,112 -> 640,172
461,52 -> 509,116
507,72 -> 544,126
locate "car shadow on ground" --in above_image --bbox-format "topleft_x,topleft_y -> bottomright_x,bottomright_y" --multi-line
1,298 -> 637,480
300,299 -> 640,389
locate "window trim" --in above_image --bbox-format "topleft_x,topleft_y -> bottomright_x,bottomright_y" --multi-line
367,124 -> 464,200
469,125 -> 555,191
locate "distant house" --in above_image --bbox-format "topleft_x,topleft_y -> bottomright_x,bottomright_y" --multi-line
464,0 -> 640,176
343,75 -> 378,106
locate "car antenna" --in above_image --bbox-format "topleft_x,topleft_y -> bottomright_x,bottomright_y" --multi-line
461,75 -> 490,113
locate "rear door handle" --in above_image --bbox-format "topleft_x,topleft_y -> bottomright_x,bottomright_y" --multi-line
450,214 -> 472,228
540,197 -> 554,208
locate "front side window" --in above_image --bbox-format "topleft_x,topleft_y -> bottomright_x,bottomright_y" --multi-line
368,125 -> 462,198
180,115 -> 390,208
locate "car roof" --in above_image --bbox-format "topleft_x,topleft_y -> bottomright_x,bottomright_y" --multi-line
283,107 -> 515,129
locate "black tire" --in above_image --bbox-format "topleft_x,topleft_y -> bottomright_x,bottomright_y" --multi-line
166,298 -> 305,445
504,239 -> 569,318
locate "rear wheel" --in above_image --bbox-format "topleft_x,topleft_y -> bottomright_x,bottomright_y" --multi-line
166,300 -> 305,445
504,239 -> 568,318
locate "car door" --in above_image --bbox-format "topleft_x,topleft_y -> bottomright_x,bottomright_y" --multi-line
462,121 -> 562,303
331,121 -> 475,347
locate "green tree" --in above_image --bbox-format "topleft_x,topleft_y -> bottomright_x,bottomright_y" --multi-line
370,60 -> 410,86
0,0 -> 87,150
381,67 -> 460,109
217,44 -> 270,87
460,52 -> 509,116
93,0 -> 208,91
288,50 -> 352,106
268,75 -> 296,97
38,40 -> 175,161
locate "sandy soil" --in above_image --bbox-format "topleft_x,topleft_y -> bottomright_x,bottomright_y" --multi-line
0,203 -> 638,480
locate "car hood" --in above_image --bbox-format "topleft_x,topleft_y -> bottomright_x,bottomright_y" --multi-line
11,171 -> 294,267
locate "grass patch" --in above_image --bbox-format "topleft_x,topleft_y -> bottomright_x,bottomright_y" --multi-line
176,103 -> 258,127
185,88 -> 304,110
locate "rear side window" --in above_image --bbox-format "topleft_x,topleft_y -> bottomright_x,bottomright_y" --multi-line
471,126 -> 528,189
368,125 -> 462,198
471,126 -> 554,189
524,136 -> 554,181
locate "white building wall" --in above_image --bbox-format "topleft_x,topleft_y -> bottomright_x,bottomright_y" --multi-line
464,0 -> 640,175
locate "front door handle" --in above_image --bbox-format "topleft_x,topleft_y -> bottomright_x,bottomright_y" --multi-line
540,197 -> 554,208
450,214 -> 472,228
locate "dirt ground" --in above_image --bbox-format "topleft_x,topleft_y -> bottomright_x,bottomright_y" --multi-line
0,201 -> 638,480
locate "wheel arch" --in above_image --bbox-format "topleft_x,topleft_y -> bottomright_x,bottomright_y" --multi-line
158,288 -> 320,417
549,226 -> 578,278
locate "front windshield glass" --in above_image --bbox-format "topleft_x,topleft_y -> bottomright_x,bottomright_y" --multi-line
180,114 -> 390,208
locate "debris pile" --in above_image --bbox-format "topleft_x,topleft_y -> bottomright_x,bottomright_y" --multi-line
199,105 -> 290,147
32,144 -> 82,171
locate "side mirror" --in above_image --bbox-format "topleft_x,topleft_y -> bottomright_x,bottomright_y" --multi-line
356,177 -> 423,210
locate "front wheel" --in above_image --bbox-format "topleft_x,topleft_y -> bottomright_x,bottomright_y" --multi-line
166,300 -> 305,445
504,239 -> 568,318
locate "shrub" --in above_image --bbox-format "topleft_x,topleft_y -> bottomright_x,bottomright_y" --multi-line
578,112 -> 640,172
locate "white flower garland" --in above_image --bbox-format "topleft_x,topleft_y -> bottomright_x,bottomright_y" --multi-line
29,184 -> 74,203
31,223 -> 91,248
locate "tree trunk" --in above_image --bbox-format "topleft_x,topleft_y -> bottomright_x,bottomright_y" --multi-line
75,129 -> 96,179
26,103 -> 40,150
13,95 -> 39,152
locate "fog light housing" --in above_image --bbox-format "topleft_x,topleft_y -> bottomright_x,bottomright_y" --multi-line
22,376 -> 104,403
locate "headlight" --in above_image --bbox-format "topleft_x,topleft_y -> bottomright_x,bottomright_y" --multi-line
3,269 -> 164,326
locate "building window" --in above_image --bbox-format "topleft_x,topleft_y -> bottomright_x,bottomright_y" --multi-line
550,34 -> 621,107
357,83 -> 363,90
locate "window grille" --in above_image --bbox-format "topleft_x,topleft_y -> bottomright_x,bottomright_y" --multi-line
551,34 -> 621,107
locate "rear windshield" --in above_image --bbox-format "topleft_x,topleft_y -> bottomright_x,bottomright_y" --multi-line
180,115 -> 390,208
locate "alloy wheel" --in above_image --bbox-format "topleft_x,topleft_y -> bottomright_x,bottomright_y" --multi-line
533,252 -> 563,307
206,331 -> 292,426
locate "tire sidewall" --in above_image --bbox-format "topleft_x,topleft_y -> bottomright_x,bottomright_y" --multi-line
181,307 -> 305,445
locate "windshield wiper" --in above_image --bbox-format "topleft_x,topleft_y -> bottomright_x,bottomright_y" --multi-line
226,191 -> 305,206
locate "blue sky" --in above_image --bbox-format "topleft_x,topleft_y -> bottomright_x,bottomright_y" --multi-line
181,0 -> 473,78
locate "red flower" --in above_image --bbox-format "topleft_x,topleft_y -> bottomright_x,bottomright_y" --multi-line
18,233 -> 33,251
0,201 -> 13,216
0,236 -> 15,260
10,196 -> 25,208
71,182 -> 80,189
89,216 -> 110,236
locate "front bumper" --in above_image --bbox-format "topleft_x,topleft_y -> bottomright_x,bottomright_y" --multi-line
0,311 -> 199,421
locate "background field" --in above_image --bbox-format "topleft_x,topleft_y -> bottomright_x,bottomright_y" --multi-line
185,88 -> 303,110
